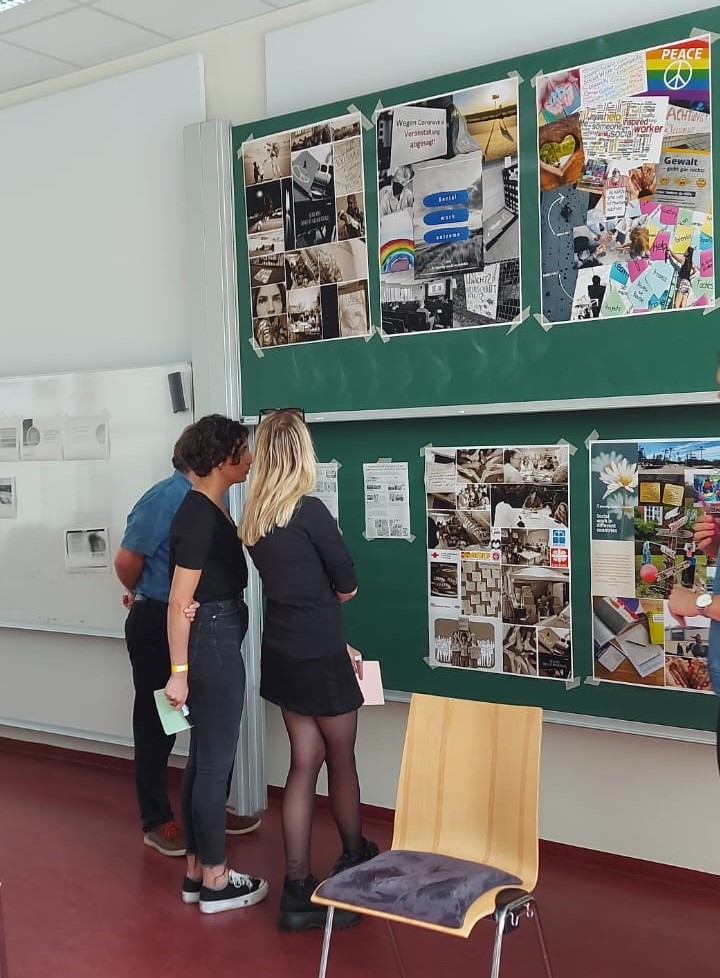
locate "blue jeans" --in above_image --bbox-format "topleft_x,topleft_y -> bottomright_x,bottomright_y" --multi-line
181,598 -> 248,866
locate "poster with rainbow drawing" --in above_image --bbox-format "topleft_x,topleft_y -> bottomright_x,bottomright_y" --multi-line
375,78 -> 521,335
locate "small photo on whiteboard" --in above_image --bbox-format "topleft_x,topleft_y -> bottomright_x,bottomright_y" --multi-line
63,416 -> 110,461
65,527 -> 110,571
20,417 -> 63,461
0,420 -> 20,461
0,477 -> 17,519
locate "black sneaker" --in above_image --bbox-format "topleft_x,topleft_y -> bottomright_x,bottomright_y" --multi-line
278,875 -> 361,932
181,876 -> 202,905
330,838 -> 379,877
199,870 -> 269,915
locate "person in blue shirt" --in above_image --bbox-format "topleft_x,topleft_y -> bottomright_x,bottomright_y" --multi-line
115,432 -> 260,856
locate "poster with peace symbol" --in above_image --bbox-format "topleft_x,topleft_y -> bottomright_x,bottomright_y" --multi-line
425,444 -> 573,680
240,114 -> 371,348
537,36 -> 713,324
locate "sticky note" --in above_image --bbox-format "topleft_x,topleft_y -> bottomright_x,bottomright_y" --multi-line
600,286 -> 627,318
628,259 -> 649,282
650,230 -> 671,262
640,199 -> 659,217
700,249 -> 714,278
701,214 -> 714,237
660,204 -> 679,226
677,209 -> 693,227
609,262 -> 629,287
699,231 -> 713,250
627,275 -> 652,308
693,293 -> 710,307
672,225 -> 693,252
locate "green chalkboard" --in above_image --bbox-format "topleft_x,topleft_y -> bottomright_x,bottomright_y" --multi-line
233,9 -> 719,417
309,404 -> 720,732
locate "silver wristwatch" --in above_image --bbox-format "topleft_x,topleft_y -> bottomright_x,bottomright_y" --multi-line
695,592 -> 713,615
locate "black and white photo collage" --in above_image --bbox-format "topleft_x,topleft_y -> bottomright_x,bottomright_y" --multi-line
241,113 -> 370,348
426,444 -> 572,679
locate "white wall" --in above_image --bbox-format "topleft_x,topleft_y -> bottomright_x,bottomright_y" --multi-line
1,0 -> 719,875
265,0 -> 718,113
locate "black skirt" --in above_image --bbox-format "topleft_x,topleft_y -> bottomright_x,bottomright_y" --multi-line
261,651 -> 363,717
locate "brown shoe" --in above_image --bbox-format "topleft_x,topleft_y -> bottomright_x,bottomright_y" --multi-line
143,820 -> 187,856
225,811 -> 261,835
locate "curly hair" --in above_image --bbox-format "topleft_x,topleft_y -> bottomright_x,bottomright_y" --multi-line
180,415 -> 249,477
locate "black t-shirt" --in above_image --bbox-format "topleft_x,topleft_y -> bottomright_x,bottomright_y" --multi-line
247,495 -> 357,660
169,491 -> 248,602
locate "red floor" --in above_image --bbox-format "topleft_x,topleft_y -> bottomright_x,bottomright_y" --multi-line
0,741 -> 718,978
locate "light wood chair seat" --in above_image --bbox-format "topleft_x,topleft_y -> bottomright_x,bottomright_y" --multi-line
312,693 -> 553,978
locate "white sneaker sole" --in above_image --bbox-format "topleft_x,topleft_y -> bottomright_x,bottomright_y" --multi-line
199,879 -> 269,915
182,891 -> 201,905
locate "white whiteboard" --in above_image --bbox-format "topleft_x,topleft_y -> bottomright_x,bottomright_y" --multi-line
0,54 -> 205,377
0,363 -> 193,637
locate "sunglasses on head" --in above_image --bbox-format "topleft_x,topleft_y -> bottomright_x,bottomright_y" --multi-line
258,407 -> 305,422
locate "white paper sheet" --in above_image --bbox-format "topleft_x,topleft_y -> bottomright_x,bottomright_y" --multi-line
363,461 -> 411,539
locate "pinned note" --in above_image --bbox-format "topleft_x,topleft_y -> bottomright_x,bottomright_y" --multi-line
627,259 -> 649,282
659,204 -> 679,226
701,249 -> 714,278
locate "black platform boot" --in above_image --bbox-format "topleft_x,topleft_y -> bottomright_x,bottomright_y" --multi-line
278,875 -> 361,932
330,837 -> 379,877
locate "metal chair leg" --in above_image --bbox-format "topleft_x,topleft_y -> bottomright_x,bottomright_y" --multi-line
386,920 -> 408,978
318,907 -> 334,978
489,908 -> 508,978
527,898 -> 554,978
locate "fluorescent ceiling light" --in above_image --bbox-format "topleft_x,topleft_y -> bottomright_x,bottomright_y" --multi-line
0,0 -> 36,10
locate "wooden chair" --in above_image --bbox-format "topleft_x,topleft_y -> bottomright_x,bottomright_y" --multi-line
0,883 -> 9,978
312,694 -> 552,978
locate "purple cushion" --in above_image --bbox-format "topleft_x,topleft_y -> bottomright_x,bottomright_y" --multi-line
316,850 -> 521,929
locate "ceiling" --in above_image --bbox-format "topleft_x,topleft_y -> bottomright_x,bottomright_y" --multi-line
0,0 -> 312,94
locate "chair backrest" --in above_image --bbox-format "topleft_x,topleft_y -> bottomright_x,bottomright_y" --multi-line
391,694 -> 542,890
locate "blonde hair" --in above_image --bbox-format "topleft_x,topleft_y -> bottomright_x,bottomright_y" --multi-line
239,411 -> 316,546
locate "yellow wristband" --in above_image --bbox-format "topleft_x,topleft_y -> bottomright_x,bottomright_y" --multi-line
171,663 -> 189,674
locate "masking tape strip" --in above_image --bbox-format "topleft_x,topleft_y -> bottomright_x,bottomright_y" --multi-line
584,428 -> 599,450
557,438 -> 578,457
376,326 -> 391,343
328,458 -> 341,470
377,457 -> 393,463
365,326 -> 376,343
248,337 -> 264,359
506,305 -> 531,335
507,69 -> 524,84
530,69 -> 544,89
703,303 -> 716,317
372,99 -> 385,124
534,311 -> 554,332
423,656 -> 441,670
584,676 -> 601,686
238,132 -> 254,155
565,677 -> 581,690
420,442 -> 432,458
690,27 -> 720,42
405,534 -> 417,543
346,102 -> 373,130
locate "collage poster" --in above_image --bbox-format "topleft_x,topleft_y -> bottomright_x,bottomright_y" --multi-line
241,113 -> 370,348
590,438 -> 718,692
377,79 -> 521,335
538,37 -> 714,322
425,445 -> 572,679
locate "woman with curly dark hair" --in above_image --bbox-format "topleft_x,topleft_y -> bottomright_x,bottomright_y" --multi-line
164,415 -> 268,915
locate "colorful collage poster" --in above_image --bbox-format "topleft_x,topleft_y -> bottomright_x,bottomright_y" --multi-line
241,114 -> 370,347
377,79 -> 521,335
538,37 -> 713,322
425,445 -> 572,679
590,438 -> 718,692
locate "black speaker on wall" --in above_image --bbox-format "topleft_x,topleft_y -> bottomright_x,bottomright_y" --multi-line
168,372 -> 188,413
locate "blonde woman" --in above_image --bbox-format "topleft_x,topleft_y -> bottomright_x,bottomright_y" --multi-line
239,411 -> 377,931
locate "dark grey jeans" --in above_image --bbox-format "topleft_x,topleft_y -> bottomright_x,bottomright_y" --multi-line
181,598 -> 248,866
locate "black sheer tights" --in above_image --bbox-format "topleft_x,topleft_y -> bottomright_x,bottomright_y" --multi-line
281,708 -> 362,880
